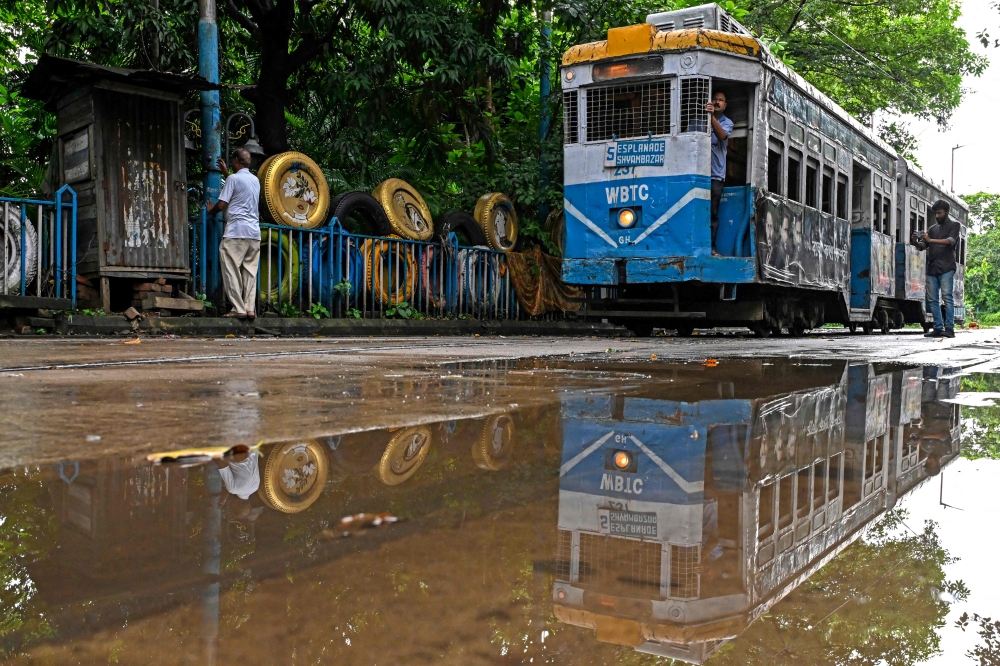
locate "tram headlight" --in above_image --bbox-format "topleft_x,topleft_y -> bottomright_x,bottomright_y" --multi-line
618,208 -> 636,228
614,451 -> 632,469
564,69 -> 575,82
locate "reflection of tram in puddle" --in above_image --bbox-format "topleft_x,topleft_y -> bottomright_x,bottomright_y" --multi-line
552,362 -> 960,663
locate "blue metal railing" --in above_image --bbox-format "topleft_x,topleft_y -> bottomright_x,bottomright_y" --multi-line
0,185 -> 78,308
189,215 -> 519,320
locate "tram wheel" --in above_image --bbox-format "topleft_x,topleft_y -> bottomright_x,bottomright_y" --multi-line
675,323 -> 695,337
790,325 -> 807,337
848,323 -> 858,334
880,323 -> 891,334
922,322 -> 933,333
751,324 -> 771,338
862,323 -> 874,335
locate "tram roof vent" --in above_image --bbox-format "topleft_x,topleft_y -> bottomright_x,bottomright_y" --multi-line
646,3 -> 752,37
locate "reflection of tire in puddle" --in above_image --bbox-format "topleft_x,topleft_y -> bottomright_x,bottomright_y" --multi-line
472,414 -> 515,471
375,426 -> 432,486
258,440 -> 329,513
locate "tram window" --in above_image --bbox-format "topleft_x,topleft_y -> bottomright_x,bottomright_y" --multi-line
836,174 -> 848,219
824,143 -> 836,163
883,195 -> 892,237
585,80 -> 671,142
790,123 -> 804,144
805,158 -> 818,208
827,453 -> 842,501
769,110 -> 786,133
796,467 -> 811,518
918,215 -> 925,232
821,167 -> 833,214
778,474 -> 793,529
563,91 -> 579,144
910,211 -> 918,238
896,207 -> 903,242
806,133 -> 820,153
787,149 -> 802,203
767,140 -> 783,194
873,192 -> 882,233
813,460 -> 826,510
758,483 -> 775,539
679,77 -> 710,133
843,450 -> 863,509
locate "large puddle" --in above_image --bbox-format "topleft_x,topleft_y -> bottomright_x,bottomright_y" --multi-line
2,359 -> 997,664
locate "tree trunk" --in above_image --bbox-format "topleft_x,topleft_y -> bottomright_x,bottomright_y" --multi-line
237,2 -> 295,155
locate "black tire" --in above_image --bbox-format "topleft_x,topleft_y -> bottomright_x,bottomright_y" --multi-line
437,210 -> 488,247
330,191 -> 392,237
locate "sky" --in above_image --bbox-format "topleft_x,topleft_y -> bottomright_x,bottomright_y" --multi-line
903,0 -> 998,197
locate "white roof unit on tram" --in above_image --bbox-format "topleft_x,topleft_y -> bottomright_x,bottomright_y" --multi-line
646,3 -> 752,36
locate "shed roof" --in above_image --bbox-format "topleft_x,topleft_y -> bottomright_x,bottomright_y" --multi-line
23,55 -> 219,107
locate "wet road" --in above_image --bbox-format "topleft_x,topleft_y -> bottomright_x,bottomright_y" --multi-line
1,329 -> 999,468
1,333 -> 999,664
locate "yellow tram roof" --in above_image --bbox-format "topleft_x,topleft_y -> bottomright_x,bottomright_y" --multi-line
562,24 -> 761,67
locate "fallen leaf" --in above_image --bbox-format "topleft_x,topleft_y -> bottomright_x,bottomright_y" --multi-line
121,338 -> 141,345
650,354 -> 658,360
703,358 -> 719,367
225,334 -> 235,339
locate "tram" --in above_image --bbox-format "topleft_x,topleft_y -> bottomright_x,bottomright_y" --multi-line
552,361 -> 961,662
559,3 -> 968,335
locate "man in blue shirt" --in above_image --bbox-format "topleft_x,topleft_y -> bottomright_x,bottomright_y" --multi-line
706,90 -> 734,255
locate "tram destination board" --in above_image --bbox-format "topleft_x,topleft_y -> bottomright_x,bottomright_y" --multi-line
604,140 -> 666,167
598,508 -> 658,537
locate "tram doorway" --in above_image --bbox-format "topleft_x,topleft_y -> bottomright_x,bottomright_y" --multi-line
712,79 -> 755,257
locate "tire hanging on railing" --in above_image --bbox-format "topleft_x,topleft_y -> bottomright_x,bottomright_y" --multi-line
474,193 -> 519,252
364,235 -> 416,305
435,210 -> 487,247
329,191 -> 393,236
418,243 -> 449,310
257,439 -> 329,513
374,425 -> 432,486
457,247 -> 505,315
471,414 -> 516,471
1,204 -> 38,294
372,178 -> 434,241
259,151 -> 330,229
259,227 -> 300,304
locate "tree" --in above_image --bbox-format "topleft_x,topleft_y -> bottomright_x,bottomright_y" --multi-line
961,193 -> 1000,322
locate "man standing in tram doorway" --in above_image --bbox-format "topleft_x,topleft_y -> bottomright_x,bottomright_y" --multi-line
204,147 -> 261,321
911,199 -> 960,338
706,90 -> 733,255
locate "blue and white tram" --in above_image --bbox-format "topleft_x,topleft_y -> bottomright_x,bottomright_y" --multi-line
559,3 -> 968,335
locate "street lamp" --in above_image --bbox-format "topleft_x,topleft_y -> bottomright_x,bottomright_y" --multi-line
224,112 -> 266,168
951,144 -> 964,193
184,108 -> 201,154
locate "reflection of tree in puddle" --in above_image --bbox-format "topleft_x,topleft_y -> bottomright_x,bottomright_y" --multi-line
959,373 -> 1000,460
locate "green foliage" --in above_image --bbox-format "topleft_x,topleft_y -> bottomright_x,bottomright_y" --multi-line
384,300 -> 422,319
0,0 -> 986,251
306,302 -> 330,319
711,511 -> 965,666
346,307 -> 362,319
278,301 -> 300,317
78,308 -> 106,316
959,373 -> 1000,460
962,192 -> 1000,319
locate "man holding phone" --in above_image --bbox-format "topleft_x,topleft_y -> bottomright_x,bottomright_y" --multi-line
911,200 -> 961,338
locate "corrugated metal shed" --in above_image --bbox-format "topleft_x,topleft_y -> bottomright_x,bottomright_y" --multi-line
23,56 -> 218,308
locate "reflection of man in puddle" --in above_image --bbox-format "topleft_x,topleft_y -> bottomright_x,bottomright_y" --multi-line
214,450 -> 264,521
917,394 -> 955,477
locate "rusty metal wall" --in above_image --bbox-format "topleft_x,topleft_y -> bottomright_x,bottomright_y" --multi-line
97,88 -> 188,270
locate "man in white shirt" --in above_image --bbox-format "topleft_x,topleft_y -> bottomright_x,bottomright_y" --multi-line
214,449 -> 261,500
205,147 -> 261,320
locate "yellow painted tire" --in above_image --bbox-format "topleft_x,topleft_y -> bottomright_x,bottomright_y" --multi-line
255,153 -> 278,184
258,439 -> 329,513
363,235 -> 415,305
260,151 -> 330,229
258,228 -> 300,304
372,178 -> 434,241
474,193 -> 518,252
471,414 -> 516,471
374,425 -> 432,486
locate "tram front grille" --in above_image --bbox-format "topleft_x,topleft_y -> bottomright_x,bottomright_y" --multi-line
585,80 -> 670,142
578,533 -> 662,596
